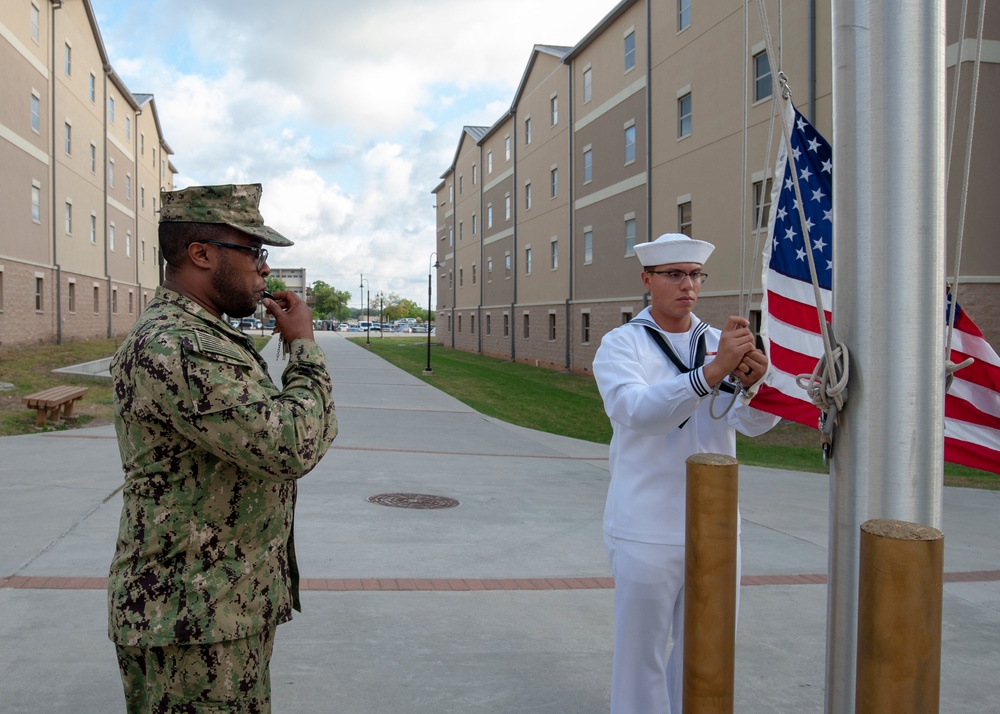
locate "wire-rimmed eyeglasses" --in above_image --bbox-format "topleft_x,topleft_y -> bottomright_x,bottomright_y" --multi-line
646,269 -> 708,285
201,240 -> 268,272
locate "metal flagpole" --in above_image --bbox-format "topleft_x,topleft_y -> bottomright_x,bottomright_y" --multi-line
827,2 -> 946,712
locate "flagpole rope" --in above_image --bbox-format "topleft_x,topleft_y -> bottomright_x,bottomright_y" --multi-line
946,0 -> 985,378
758,2 -> 848,458
708,1 -> 779,421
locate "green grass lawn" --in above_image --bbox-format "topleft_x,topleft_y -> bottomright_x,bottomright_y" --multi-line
351,337 -> 999,489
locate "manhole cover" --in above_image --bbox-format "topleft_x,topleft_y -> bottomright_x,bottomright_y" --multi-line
367,493 -> 460,509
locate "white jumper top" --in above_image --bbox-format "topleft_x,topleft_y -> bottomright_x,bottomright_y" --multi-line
593,307 -> 780,545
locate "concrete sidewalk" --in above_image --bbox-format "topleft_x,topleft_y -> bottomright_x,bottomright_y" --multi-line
1,332 -> 997,712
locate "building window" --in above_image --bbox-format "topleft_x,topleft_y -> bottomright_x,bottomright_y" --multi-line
525,117 -> 532,145
523,314 -> 530,339
35,277 -> 43,311
68,282 -> 76,313
551,95 -> 558,125
126,230 -> 131,257
504,314 -> 510,337
449,183 -> 453,203
129,290 -> 134,315
89,73 -> 96,102
90,214 -> 97,243
471,315 -> 475,334
525,248 -> 532,275
93,285 -> 99,313
459,221 -> 463,241
549,313 -> 557,341
126,174 -> 132,199
487,150 -> 493,174
459,268 -> 463,287
31,183 -> 41,223
110,222 -> 116,251
625,218 -> 636,256
583,67 -> 592,103
459,175 -> 463,195
64,122 -> 71,155
622,311 -> 633,325
679,0 -> 692,31
505,135 -> 511,160
551,239 -> 559,269
140,133 -> 145,155
89,143 -> 96,173
65,201 -> 72,234
678,93 -> 692,138
754,51 -> 772,102
472,163 -> 477,185
472,213 -> 477,235
584,229 -> 593,264
525,182 -> 532,210
109,159 -> 115,187
472,263 -> 477,284
583,148 -> 593,183
140,186 -> 145,208
458,315 -> 462,332
678,201 -> 693,236
551,168 -> 559,198
486,314 -> 492,336
582,313 -> 591,344
31,93 -> 40,132
625,31 -> 636,71
625,124 -> 636,164
64,43 -> 71,75
31,3 -> 40,43
449,226 -> 454,246
753,178 -> 773,230
125,116 -> 131,140
109,97 -> 115,124
112,288 -> 118,315
487,204 -> 493,229
505,252 -> 512,279
505,194 -> 511,220
487,256 -> 493,280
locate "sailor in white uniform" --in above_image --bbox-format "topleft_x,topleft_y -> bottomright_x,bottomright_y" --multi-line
593,233 -> 780,713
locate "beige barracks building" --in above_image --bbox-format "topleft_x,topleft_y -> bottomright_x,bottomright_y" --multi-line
0,0 -> 176,348
433,0 -> 999,374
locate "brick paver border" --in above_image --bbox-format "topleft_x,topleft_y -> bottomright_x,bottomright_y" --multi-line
3,571 -> 998,591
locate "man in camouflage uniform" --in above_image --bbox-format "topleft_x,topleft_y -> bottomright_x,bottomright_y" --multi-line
108,184 -> 338,713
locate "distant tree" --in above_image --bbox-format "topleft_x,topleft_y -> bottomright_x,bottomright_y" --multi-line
265,277 -> 287,294
311,281 -> 352,321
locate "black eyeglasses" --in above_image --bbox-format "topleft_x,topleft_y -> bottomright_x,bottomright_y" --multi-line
647,269 -> 708,285
200,240 -> 268,271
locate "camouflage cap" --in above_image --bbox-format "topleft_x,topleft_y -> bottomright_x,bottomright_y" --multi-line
159,184 -> 293,247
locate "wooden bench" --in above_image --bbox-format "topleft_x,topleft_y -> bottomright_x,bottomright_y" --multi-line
21,386 -> 89,428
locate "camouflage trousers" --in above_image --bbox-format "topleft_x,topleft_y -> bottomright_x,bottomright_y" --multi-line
114,628 -> 275,713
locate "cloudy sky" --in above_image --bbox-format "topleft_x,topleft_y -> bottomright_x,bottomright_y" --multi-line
89,0 -> 617,308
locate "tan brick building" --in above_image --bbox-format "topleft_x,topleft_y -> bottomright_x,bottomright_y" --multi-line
0,0 -> 175,348
434,0 -> 999,374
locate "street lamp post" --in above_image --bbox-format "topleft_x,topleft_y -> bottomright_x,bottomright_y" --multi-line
378,292 -> 384,339
424,252 -> 440,375
360,275 -> 370,346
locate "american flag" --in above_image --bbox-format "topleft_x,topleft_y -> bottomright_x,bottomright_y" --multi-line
755,102 -> 1000,475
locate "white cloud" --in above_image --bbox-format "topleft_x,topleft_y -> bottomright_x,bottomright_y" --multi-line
91,0 -> 615,305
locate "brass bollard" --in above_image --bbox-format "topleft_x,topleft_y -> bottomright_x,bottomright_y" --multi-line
683,453 -> 739,714
856,518 -> 944,714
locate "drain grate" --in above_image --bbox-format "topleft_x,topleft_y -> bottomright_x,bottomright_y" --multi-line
367,493 -> 460,509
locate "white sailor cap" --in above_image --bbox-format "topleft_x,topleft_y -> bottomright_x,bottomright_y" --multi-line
633,233 -> 715,267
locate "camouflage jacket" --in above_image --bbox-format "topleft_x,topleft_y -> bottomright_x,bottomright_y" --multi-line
108,287 -> 337,647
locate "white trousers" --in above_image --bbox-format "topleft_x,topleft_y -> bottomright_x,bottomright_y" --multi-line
604,534 -> 741,714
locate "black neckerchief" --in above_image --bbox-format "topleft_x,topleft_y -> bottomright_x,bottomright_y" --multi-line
642,325 -> 736,428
